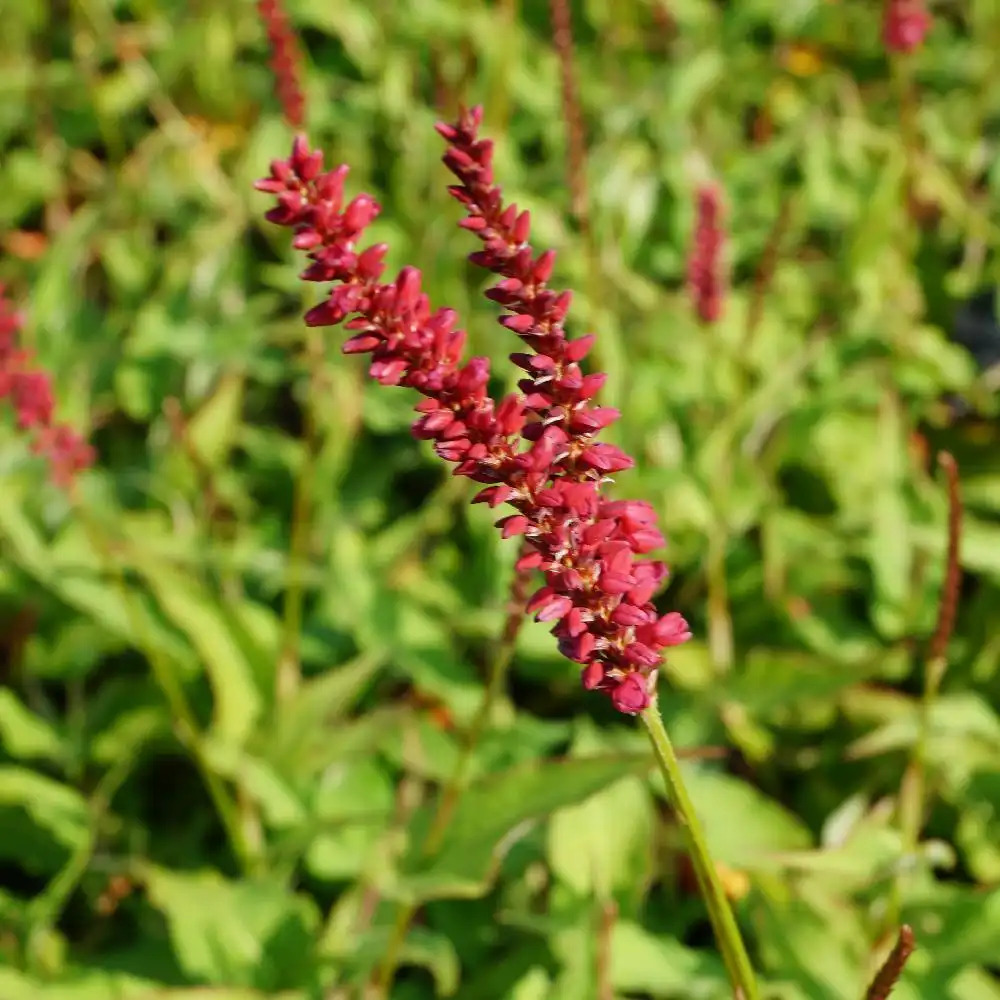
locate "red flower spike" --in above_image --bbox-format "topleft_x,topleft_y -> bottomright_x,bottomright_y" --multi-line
0,284 -> 94,488
883,0 -> 931,53
687,183 -> 727,324
257,0 -> 306,129
257,112 -> 690,716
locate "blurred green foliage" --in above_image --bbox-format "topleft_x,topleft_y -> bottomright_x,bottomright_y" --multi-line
1,0 -> 1000,997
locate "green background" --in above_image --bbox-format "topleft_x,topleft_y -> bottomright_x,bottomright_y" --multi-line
1,0 -> 1000,997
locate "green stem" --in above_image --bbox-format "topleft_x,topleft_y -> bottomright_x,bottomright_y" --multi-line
641,697 -> 760,1000
373,565 -> 531,996
906,654 -> 946,840
26,755 -> 132,971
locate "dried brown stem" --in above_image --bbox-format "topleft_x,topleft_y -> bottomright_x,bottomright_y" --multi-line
866,926 -> 916,1000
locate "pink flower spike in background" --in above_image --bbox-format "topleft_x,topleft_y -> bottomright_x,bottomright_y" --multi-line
883,0 -> 931,54
256,108 -> 691,713
687,183 -> 726,324
0,284 -> 94,489
257,0 -> 306,128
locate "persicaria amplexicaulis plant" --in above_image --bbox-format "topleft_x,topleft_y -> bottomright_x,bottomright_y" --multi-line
687,183 -> 726,324
255,106 -> 691,714
0,283 -> 94,488
882,0 -> 931,54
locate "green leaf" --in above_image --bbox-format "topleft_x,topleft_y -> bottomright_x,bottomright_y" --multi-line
663,766 -> 813,869
0,966 -> 306,999
0,969 -> 157,1000
547,726 -> 654,898
140,564 -> 263,746
187,372 -> 246,468
847,693 -> 1000,782
0,766 -> 88,874
506,968 -> 554,1000
261,653 -> 382,776
0,479 -> 53,582
201,740 -> 306,829
335,924 -> 460,996
961,515 -> 1000,580
609,921 -> 728,998
723,648 -> 895,718
149,992 -> 306,1000
962,475 -> 1000,515
305,758 -> 395,880
20,517 -> 194,666
141,866 -> 319,990
902,885 -> 1000,970
955,771 -> 1000,882
932,966 -> 1000,1000
0,690 -> 64,762
756,879 -> 869,1000
391,754 -> 650,903
867,392 -> 910,638
379,712 -> 463,783
90,702 -> 169,765
94,62 -> 156,119
764,826 -> 905,887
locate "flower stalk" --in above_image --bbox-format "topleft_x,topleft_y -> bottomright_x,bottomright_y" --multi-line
641,698 -> 760,1000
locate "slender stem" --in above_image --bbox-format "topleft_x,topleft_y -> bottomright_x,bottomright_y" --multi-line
641,696 -> 760,1000
25,754 -> 132,970
372,564 -> 531,996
